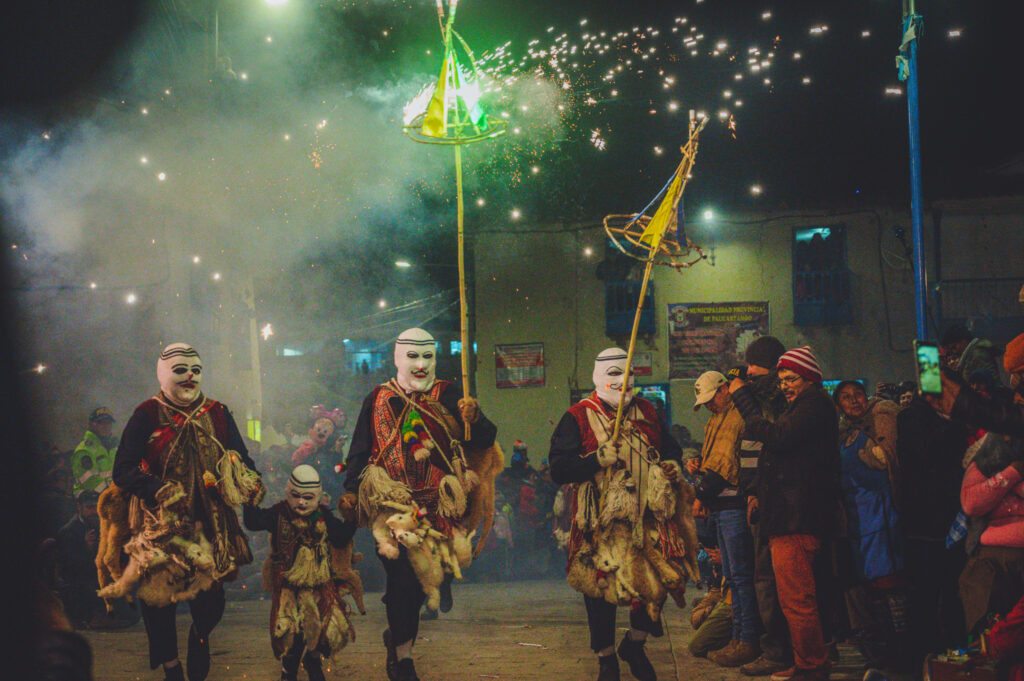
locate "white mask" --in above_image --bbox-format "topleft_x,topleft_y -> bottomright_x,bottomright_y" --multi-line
593,347 -> 634,407
286,464 -> 324,516
394,328 -> 436,393
157,343 -> 203,407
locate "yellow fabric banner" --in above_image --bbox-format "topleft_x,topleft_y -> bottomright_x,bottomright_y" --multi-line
640,170 -> 683,249
422,58 -> 450,138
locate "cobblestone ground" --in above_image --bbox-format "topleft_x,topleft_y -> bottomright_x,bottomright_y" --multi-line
84,579 -> 870,681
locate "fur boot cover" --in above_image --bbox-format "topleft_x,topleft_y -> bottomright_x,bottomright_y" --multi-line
272,588 -> 353,662
217,450 -> 266,507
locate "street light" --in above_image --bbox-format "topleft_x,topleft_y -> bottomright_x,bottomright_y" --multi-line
395,260 -> 411,268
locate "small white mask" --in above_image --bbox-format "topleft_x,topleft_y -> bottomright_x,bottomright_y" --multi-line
394,328 -> 436,393
157,343 -> 203,407
286,464 -> 323,517
593,347 -> 634,407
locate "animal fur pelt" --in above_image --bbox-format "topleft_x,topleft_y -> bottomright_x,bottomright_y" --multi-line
97,482 -> 222,607
95,484 -> 132,613
566,467 -> 700,620
358,465 -> 412,560
437,474 -> 467,519
461,442 -> 504,558
330,544 -> 366,614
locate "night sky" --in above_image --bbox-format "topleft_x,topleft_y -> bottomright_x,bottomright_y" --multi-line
1,0 -> 1020,327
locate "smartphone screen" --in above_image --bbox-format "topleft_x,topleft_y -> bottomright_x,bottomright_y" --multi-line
914,340 -> 942,395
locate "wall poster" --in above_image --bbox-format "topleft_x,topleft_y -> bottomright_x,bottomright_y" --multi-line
495,342 -> 545,388
668,302 -> 770,379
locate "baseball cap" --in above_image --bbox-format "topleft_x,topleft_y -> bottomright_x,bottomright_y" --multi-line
693,371 -> 727,410
89,407 -> 115,422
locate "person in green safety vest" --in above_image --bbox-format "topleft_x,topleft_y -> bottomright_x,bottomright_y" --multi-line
71,407 -> 118,495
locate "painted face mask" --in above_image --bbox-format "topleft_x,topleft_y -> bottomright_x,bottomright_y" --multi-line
286,464 -> 324,516
157,343 -> 203,407
394,327 -> 436,393
593,347 -> 634,407
310,418 -> 335,447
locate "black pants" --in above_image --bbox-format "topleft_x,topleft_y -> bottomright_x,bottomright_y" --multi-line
281,634 -> 311,674
753,523 -> 792,664
584,596 -> 663,653
140,586 -> 225,669
381,550 -> 426,647
905,538 -> 966,660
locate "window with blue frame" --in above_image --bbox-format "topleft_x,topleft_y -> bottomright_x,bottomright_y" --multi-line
792,226 -> 852,326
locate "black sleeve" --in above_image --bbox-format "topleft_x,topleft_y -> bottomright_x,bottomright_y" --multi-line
732,386 -> 810,454
224,406 -> 259,474
112,406 -> 164,504
242,504 -> 278,533
439,383 -> 498,450
950,386 -> 1024,438
324,507 -> 357,547
658,420 -> 683,463
549,412 -> 602,485
693,469 -> 729,506
344,391 -> 377,493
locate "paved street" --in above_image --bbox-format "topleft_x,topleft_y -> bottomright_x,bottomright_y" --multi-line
84,579 -> 868,681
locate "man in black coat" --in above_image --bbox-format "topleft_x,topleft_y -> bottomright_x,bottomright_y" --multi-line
729,346 -> 839,681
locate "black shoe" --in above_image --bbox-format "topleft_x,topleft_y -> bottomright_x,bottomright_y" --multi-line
440,576 -> 454,613
420,606 -> 439,621
617,634 -> 656,681
383,629 -> 398,681
396,658 -> 420,681
302,653 -> 326,681
598,653 -> 621,681
164,663 -> 186,681
186,626 -> 210,681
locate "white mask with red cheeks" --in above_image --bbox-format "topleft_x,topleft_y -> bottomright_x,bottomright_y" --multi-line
593,347 -> 634,407
394,327 -> 436,393
157,343 -> 203,407
286,464 -> 323,517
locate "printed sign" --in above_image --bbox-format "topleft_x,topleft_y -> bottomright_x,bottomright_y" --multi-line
668,302 -> 770,379
633,351 -> 653,377
495,343 -> 545,389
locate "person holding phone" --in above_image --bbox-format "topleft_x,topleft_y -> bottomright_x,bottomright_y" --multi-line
928,332 -> 1024,438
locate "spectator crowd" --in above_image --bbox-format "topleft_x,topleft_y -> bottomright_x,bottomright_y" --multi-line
681,326 -> 1024,681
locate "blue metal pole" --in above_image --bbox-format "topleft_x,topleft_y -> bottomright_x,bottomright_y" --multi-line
903,7 -> 928,339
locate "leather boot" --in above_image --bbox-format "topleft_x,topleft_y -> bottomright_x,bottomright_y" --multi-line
382,629 -> 398,681
186,626 -> 210,681
597,653 -> 620,681
617,634 -> 656,681
302,653 -> 326,681
396,658 -> 420,681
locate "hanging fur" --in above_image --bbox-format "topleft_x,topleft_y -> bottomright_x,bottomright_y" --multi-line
274,587 -> 299,653
329,544 -> 366,614
283,545 -> 332,588
437,474 -> 467,519
598,470 -> 639,526
461,442 -> 504,558
216,450 -> 264,507
451,527 -> 475,568
95,484 -> 132,613
322,603 -> 352,664
357,465 -> 412,520
298,589 -> 322,652
646,463 -> 678,521
575,481 -> 599,533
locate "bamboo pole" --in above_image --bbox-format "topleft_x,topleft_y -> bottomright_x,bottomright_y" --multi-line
455,131 -> 472,439
611,255 -> 655,442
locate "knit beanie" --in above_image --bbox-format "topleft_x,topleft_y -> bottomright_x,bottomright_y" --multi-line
1005,332 -> 1024,374
776,346 -> 823,383
745,336 -> 787,371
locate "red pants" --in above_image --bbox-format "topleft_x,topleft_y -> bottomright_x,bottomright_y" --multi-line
770,534 -> 827,670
